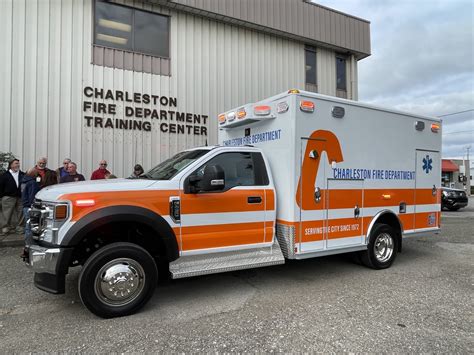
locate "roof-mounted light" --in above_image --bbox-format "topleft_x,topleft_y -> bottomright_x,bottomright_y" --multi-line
288,89 -> 300,94
236,108 -> 246,119
218,113 -> 226,125
226,111 -> 236,122
277,102 -> 289,114
254,105 -> 271,116
431,123 -> 440,133
300,100 -> 314,113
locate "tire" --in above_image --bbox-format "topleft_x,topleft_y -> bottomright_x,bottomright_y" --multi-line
448,207 -> 460,211
78,242 -> 158,318
360,223 -> 398,269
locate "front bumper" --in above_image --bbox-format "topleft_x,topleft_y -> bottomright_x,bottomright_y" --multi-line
25,244 -> 73,294
443,198 -> 468,209
26,244 -> 62,274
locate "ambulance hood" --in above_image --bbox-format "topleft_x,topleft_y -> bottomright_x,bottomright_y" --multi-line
36,178 -> 161,201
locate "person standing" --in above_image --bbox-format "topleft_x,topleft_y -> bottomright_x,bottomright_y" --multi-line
20,168 -> 41,246
60,162 -> 85,183
34,157 -> 58,188
55,158 -> 71,181
91,160 -> 110,180
0,159 -> 25,236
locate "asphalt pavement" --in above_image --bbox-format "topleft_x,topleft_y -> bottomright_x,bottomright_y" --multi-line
0,198 -> 472,352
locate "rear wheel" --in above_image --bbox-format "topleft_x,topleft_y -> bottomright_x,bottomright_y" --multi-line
78,242 -> 158,318
361,223 -> 398,269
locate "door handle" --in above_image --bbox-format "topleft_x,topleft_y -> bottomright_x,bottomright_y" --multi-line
314,187 -> 321,203
354,205 -> 360,219
247,196 -> 262,204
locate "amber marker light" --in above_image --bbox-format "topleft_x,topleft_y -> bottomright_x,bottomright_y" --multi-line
218,113 -> 226,125
236,108 -> 247,119
288,89 -> 300,94
431,123 -> 440,133
75,199 -> 96,207
54,205 -> 68,219
382,194 -> 391,200
300,100 -> 315,112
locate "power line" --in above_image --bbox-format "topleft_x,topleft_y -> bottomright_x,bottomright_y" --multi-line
443,129 -> 474,135
438,109 -> 474,117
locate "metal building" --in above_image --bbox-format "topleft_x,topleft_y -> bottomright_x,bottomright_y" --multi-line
0,0 -> 370,178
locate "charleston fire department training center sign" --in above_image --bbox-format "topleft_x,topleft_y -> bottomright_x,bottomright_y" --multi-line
82,86 -> 208,136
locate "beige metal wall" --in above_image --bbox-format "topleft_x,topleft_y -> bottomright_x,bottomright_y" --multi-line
0,0 -> 359,178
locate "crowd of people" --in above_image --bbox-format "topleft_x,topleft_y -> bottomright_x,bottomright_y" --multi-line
0,157 -> 144,238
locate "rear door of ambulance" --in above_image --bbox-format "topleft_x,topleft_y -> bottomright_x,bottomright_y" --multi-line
296,96 -> 365,254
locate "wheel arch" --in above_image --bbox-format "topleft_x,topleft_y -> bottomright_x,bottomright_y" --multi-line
61,205 -> 179,262
367,210 -> 403,252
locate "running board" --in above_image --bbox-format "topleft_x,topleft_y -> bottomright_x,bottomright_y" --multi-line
169,239 -> 285,279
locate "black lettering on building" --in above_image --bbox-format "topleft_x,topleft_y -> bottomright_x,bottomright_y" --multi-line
84,86 -> 93,97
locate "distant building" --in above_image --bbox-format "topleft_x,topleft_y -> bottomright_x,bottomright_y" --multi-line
0,0 -> 370,178
442,159 -> 471,194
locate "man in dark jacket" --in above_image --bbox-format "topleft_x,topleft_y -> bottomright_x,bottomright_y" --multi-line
33,157 -> 57,188
60,162 -> 85,183
0,159 -> 25,236
21,168 -> 41,246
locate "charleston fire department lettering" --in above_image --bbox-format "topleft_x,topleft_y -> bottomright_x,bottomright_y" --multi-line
82,86 -> 208,135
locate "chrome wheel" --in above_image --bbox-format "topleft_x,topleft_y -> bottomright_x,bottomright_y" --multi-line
373,233 -> 394,263
94,258 -> 145,307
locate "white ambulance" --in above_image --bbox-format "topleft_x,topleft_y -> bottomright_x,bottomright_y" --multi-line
25,89 -> 441,318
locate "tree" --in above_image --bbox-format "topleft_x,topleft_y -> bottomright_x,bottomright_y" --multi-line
0,152 -> 17,175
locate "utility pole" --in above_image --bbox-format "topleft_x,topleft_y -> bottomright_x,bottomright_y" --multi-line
467,146 -> 471,196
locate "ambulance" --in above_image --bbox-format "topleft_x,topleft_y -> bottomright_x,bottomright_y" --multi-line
25,90 -> 442,318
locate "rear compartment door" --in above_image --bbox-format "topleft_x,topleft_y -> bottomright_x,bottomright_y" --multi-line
414,150 -> 441,230
326,179 -> 365,248
297,137 -> 327,253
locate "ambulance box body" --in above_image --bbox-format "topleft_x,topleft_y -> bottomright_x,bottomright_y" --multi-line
219,90 -> 441,258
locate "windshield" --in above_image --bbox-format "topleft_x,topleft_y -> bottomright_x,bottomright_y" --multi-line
139,149 -> 209,180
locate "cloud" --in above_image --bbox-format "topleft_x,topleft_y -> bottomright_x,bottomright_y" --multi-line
315,0 -> 474,158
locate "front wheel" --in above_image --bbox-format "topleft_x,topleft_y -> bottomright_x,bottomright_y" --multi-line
360,223 -> 398,269
78,242 -> 158,318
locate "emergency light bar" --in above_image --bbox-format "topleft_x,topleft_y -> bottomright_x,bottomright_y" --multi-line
218,104 -> 276,129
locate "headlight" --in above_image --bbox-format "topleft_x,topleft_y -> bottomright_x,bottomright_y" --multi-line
442,191 -> 448,197
31,201 -> 70,244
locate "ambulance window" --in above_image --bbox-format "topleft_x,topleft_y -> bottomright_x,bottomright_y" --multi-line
196,152 -> 269,190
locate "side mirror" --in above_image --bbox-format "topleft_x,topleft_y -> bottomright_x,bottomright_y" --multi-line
184,174 -> 201,194
201,165 -> 225,192
184,165 -> 225,194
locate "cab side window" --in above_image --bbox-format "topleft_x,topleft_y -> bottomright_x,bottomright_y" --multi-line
196,152 -> 269,190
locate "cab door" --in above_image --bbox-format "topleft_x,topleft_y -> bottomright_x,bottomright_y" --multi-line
179,151 -> 270,254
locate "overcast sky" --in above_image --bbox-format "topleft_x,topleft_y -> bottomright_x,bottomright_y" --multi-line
316,0 -> 474,160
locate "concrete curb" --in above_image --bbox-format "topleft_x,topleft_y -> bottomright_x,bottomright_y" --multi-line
0,234 -> 25,248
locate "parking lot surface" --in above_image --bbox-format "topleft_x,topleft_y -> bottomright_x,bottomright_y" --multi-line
0,199 -> 472,352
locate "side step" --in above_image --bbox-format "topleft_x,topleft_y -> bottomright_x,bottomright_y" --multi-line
169,239 -> 285,279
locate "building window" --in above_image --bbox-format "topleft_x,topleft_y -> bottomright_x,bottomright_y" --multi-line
95,1 -> 170,58
305,46 -> 317,92
336,56 -> 347,98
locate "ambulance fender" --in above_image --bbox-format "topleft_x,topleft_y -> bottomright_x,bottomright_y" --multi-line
60,205 -> 179,262
366,210 -> 403,252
